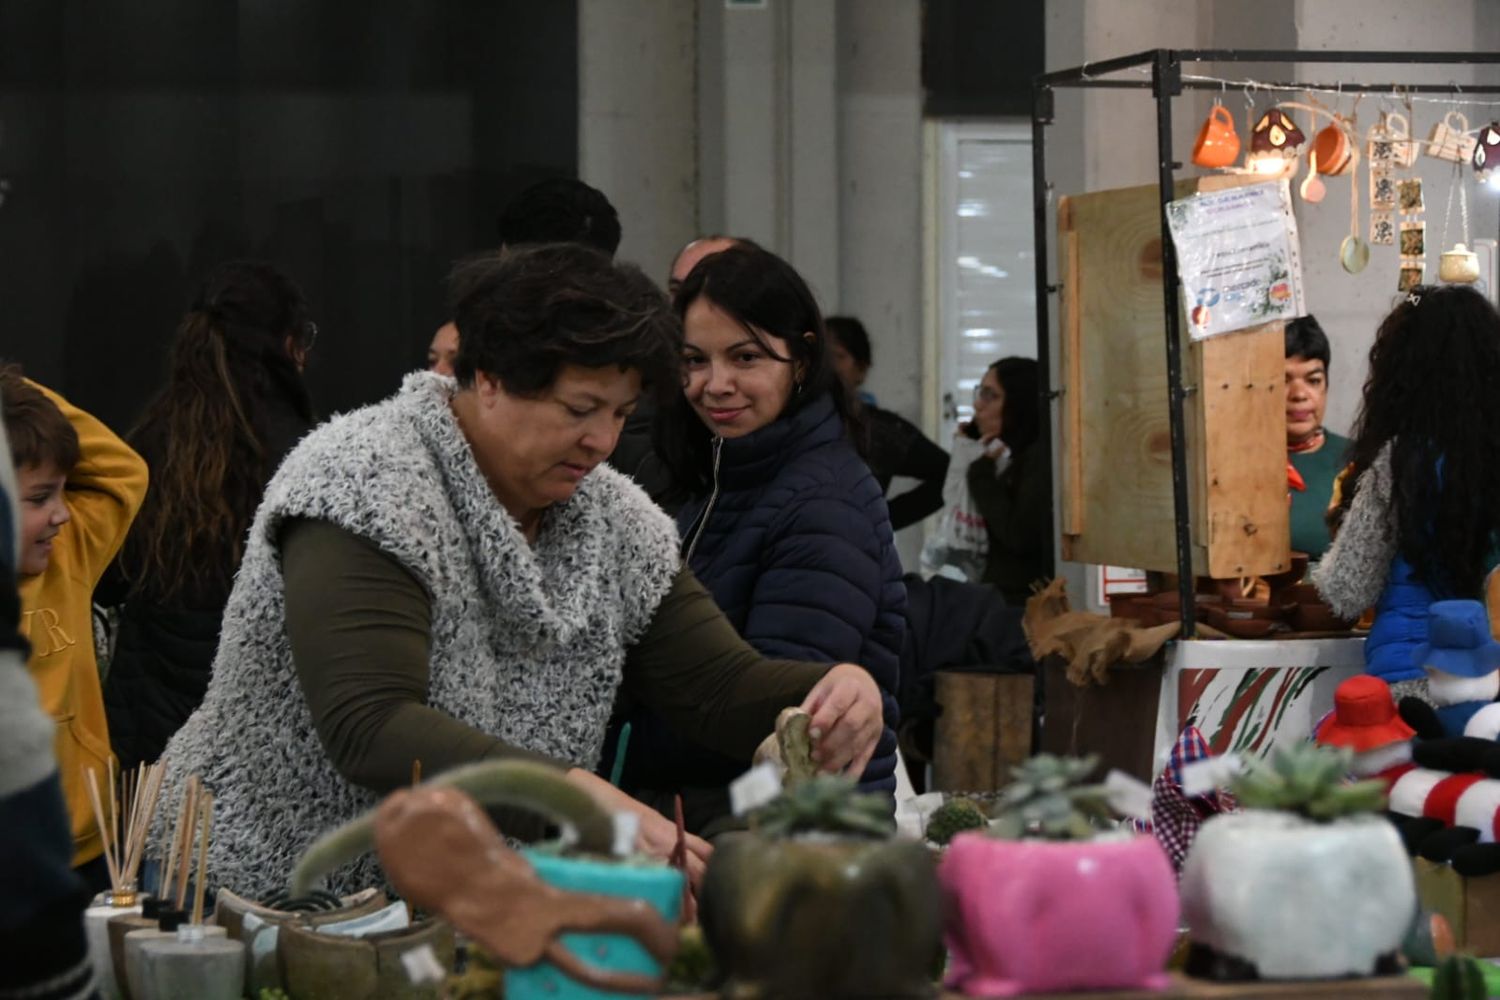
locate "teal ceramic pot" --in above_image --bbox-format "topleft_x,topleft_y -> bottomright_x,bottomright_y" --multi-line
505,851 -> 684,1000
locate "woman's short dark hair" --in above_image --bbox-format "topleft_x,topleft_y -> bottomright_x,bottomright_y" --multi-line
1285,315 -> 1331,369
990,356 -> 1041,454
654,244 -> 858,496
825,316 -> 873,369
448,243 -> 679,398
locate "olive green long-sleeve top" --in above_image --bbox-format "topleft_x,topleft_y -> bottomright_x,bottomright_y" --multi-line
280,518 -> 826,800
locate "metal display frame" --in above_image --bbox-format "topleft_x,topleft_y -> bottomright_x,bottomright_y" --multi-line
1030,49 -> 1500,637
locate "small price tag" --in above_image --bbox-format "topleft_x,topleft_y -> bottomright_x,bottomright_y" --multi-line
1180,754 -> 1242,798
401,943 -> 448,984
611,812 -> 641,858
730,762 -> 784,816
1104,770 -> 1154,821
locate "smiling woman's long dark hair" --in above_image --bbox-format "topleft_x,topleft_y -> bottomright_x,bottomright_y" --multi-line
1335,284 -> 1500,597
653,244 -> 858,497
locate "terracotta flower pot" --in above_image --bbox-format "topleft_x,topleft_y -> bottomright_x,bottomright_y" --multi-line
700,833 -> 942,999
939,832 -> 1178,997
1180,810 -> 1415,978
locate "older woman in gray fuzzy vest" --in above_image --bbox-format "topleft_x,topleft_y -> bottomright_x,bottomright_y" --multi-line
155,244 -> 884,901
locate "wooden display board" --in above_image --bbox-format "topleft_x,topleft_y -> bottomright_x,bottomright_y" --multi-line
1057,176 -> 1291,579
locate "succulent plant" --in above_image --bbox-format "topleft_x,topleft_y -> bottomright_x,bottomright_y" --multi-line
988,754 -> 1115,841
748,774 -> 894,840
1230,743 -> 1386,821
925,798 -> 989,846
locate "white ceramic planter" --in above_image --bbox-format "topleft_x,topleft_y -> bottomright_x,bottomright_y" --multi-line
1180,810 -> 1415,978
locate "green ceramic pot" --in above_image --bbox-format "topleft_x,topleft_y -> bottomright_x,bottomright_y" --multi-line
699,834 -> 942,999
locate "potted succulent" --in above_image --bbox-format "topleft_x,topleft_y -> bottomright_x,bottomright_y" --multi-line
698,774 -> 943,999
290,760 -> 683,1000
939,754 -> 1179,997
1180,742 -> 1416,980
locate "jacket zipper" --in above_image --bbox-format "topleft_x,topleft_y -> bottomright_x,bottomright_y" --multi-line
684,437 -> 723,565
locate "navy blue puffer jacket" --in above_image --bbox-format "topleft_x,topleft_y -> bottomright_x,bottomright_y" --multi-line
622,394 -> 906,797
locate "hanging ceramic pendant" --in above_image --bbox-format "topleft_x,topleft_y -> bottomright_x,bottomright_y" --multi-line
1300,151 -> 1326,203
1247,107 -> 1306,175
1438,160 -> 1479,283
1473,122 -> 1500,186
1341,166 -> 1369,275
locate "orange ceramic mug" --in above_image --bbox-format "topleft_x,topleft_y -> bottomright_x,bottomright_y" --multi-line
1192,105 -> 1240,169
1313,121 -> 1353,175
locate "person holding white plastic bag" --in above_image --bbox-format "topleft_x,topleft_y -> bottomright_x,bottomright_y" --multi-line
923,358 -> 1051,604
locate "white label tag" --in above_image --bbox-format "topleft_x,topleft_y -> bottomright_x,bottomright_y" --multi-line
730,762 -> 784,816
611,811 -> 641,858
1180,754 -> 1243,797
1104,770 -> 1154,821
400,943 -> 447,984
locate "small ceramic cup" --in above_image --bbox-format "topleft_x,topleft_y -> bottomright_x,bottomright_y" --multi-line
1192,106 -> 1240,169
1440,243 -> 1481,283
1313,121 -> 1354,175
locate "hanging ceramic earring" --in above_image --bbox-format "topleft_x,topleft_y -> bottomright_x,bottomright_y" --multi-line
1340,149 -> 1370,275
1300,150 -> 1326,203
1473,121 -> 1500,188
1438,159 -> 1479,283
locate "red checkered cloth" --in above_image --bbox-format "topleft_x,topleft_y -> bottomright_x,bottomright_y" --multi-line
1129,725 -> 1237,873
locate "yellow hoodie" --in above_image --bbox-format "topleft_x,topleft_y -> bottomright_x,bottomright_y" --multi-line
17,383 -> 147,867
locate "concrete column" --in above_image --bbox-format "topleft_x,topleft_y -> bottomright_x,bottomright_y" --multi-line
836,0 -> 923,420
706,0 -> 840,304
577,0 -> 698,280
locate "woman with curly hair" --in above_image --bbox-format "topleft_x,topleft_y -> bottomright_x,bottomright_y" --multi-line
1312,285 -> 1500,700
101,261 -> 318,769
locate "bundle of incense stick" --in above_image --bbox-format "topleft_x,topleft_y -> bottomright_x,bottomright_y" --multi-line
83,759 -> 166,902
158,775 -> 216,925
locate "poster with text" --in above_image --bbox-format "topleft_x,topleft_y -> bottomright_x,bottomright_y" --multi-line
1165,180 -> 1306,340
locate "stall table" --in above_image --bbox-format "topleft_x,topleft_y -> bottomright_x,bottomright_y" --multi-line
1042,636 -> 1365,781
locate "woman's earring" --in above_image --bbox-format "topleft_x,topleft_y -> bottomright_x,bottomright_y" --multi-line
794,381 -> 804,397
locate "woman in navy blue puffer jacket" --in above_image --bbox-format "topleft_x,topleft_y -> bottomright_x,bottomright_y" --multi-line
616,244 -> 905,827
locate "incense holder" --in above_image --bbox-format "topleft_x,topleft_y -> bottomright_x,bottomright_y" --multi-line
134,926 -> 244,1000
85,893 -> 142,1000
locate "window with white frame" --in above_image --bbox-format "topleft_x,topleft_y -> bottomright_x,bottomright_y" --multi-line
932,122 -> 1037,444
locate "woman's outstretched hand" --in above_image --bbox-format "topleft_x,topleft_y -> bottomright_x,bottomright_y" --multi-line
800,663 -> 883,779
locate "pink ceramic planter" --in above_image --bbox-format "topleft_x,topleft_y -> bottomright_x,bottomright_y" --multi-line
940,833 -> 1179,997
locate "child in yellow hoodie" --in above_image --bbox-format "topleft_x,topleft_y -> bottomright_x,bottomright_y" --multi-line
2,368 -> 147,888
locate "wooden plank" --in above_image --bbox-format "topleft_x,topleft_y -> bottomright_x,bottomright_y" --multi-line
1058,197 -> 1084,543
1199,323 -> 1293,578
932,672 -> 1034,792
1057,176 -> 1290,578
1057,181 -> 1184,574
668,973 -> 1424,999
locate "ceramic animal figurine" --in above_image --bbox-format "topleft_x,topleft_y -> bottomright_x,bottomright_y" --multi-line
940,755 -> 1178,997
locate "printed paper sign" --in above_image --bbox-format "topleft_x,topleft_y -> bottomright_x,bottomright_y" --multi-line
1166,180 -> 1306,340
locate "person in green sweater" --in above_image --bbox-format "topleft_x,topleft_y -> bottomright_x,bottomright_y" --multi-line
1285,316 -> 1349,562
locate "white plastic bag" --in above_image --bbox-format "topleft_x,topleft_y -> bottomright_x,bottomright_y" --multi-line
919,433 -> 994,582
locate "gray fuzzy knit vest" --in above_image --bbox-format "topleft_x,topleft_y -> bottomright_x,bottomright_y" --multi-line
156,372 -> 679,900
